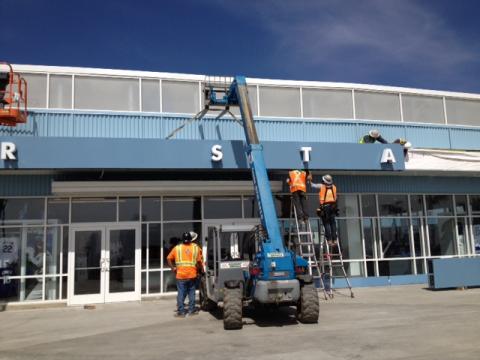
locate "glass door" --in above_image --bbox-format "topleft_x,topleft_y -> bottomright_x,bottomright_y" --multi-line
68,224 -> 140,305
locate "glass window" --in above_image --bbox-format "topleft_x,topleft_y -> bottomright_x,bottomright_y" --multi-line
457,218 -> 468,255
163,222 -> 201,269
204,196 -> 242,219
62,226 -> 68,274
149,271 -> 160,293
163,197 -> 201,221
428,217 -> 456,256
332,261 -> 364,277
378,195 -> 409,216
379,218 -> 411,258
141,197 -> 161,221
47,198 -> 69,224
213,85 -> 258,117
426,195 -> 453,216
243,196 -> 259,218
362,218 -> 376,259
361,195 -> 377,217
411,218 -> 424,257
45,277 -> 61,300
472,217 -> 480,255
148,224 -> 161,269
410,195 -> 425,216
303,88 -> 353,119
141,272 -> 146,294
22,277 -> 44,301
416,259 -> 425,274
21,73 -> 47,108
74,76 -> 139,111
469,195 -> 480,215
337,219 -> 363,259
71,197 -> 116,223
259,86 -> 301,117
274,194 -> 292,219
46,226 -> 61,275
0,198 -> 45,225
446,98 -> 480,126
119,197 -> 139,221
337,194 -> 359,218
163,270 -> 177,292
141,79 -> 160,112
25,227 -> 45,276
355,91 -> 401,121
162,80 -> 199,114
378,260 -> 413,276
402,95 -> 445,124
49,75 -> 72,109
454,195 -> 467,215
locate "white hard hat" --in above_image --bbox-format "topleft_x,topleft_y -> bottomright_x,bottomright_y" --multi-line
369,129 -> 380,138
189,231 -> 198,242
322,174 -> 333,185
404,142 -> 412,149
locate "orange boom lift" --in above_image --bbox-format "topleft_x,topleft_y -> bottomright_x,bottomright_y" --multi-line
0,62 -> 28,126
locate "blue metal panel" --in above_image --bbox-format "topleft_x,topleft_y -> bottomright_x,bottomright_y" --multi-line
256,119 -> 304,142
449,128 -> 480,150
331,275 -> 427,288
405,125 -> 451,148
303,121 -> 357,143
428,258 -> 480,289
0,175 -> 53,196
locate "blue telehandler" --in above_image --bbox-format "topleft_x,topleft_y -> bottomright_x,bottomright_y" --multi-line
168,76 -> 319,329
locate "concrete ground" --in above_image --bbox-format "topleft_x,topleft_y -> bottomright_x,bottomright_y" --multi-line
0,285 -> 479,360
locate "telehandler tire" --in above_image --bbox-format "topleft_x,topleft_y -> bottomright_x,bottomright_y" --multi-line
296,283 -> 319,324
223,287 -> 243,330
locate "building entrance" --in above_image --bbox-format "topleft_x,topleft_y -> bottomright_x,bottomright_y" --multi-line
68,223 -> 141,305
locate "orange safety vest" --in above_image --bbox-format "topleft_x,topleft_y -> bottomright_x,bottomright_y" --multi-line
288,170 -> 307,193
169,243 -> 200,279
319,184 -> 337,205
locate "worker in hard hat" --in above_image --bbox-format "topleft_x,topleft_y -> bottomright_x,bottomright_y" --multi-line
393,138 -> 412,158
310,174 -> 339,246
167,231 -> 204,317
359,129 -> 388,144
286,169 -> 310,226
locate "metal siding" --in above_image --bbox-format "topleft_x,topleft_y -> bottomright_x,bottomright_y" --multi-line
4,111 -> 480,151
449,128 -> 480,150
405,125 -> 451,148
0,175 -> 52,196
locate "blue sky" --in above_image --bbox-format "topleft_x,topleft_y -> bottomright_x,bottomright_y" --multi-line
1,0 -> 479,93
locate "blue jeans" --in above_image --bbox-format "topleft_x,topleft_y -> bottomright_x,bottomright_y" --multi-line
176,279 -> 196,314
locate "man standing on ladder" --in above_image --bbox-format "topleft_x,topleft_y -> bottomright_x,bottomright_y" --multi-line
311,174 -> 338,246
286,169 -> 310,227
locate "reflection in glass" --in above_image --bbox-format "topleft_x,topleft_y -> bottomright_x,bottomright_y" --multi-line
379,218 -> 411,258
361,195 -> 377,217
337,219 -> 363,259
411,218 -> 424,257
410,195 -> 424,216
0,227 -> 21,276
332,261 -> 364,277
141,197 -> 161,221
428,217 -> 456,256
109,229 -> 136,293
0,278 -> 19,302
426,195 -> 453,216
46,227 -> 61,275
243,196 -> 259,218
0,198 -> 45,225
148,224 -> 161,269
109,268 -> 135,293
378,260 -> 413,276
163,197 -> 201,221
148,271 -> 160,294
22,277 -> 43,301
45,277 -> 60,300
141,224 -> 147,270
25,227 -> 46,276
204,197 -> 242,219
337,194 -> 360,218
274,194 -> 292,219
47,198 -> 69,224
378,195 -> 408,216
470,195 -> 480,215
455,195 -> 467,215
162,270 -> 177,292
473,217 -> 480,254
119,197 -> 140,221
72,198 -> 116,223
74,230 -> 101,295
362,219 -> 376,259
456,218 -> 468,255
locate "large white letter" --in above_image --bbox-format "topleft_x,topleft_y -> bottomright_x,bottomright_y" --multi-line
211,144 -> 223,162
300,146 -> 312,162
1,142 -> 16,160
381,148 -> 396,164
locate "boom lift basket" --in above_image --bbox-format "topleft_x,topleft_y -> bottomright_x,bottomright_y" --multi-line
0,62 -> 28,126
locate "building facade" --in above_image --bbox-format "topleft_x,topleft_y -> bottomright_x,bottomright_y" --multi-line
1,65 -> 480,305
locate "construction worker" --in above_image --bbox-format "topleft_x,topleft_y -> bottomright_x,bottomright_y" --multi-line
393,138 -> 412,158
286,169 -> 310,225
311,174 -> 339,246
359,129 -> 388,144
167,231 -> 204,317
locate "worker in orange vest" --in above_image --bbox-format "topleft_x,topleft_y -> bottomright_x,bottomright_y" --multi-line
167,231 -> 204,317
286,169 -> 310,225
311,174 -> 339,246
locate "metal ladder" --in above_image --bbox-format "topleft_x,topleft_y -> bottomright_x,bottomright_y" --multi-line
320,232 -> 355,298
288,203 -> 329,300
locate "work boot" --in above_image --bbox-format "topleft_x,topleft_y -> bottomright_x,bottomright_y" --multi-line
174,312 -> 186,318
